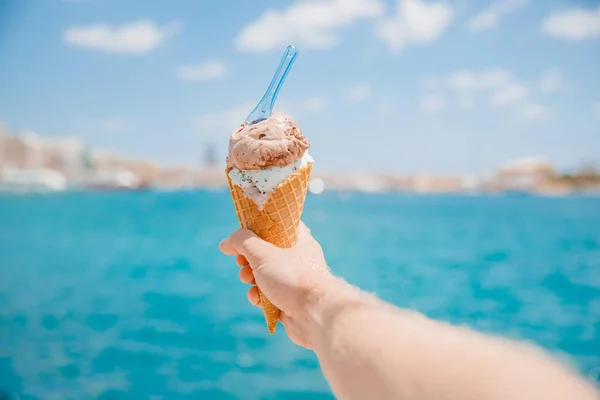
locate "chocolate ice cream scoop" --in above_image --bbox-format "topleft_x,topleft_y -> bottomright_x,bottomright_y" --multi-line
226,112 -> 309,170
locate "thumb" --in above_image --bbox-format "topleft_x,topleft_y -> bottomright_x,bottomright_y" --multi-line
219,229 -> 276,266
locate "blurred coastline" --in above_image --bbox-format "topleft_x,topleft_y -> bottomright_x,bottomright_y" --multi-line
1,125 -> 599,196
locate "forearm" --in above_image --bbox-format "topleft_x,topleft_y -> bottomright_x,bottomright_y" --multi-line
302,278 -> 598,400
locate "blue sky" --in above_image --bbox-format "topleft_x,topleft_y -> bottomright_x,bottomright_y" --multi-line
0,0 -> 599,174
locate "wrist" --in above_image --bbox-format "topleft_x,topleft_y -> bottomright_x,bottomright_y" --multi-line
299,275 -> 365,349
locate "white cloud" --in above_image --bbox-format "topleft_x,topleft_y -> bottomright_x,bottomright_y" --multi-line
426,68 -> 553,121
542,5 -> 600,40
376,0 -> 453,52
64,20 -> 181,54
489,80 -> 551,121
235,0 -> 384,52
177,61 -> 228,82
490,83 -> 529,108
447,71 -> 476,91
346,84 -> 372,103
299,96 -> 329,113
467,0 -> 527,33
419,94 -> 445,112
447,68 -> 512,91
537,68 -> 562,93
194,103 -> 253,137
468,12 -> 497,33
517,102 -> 550,120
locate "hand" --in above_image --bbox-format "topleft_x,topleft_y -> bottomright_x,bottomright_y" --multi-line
219,222 -> 332,348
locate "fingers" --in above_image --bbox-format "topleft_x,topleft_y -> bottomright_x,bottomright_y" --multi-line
222,224 -> 310,258
236,255 -> 259,306
221,230 -> 269,310
239,266 -> 255,284
219,238 -> 238,256
236,255 -> 248,267
247,286 -> 260,307
230,229 -> 272,257
279,311 -> 290,325
220,229 -> 275,265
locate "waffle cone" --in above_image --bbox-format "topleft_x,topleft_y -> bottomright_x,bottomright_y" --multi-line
226,163 -> 312,334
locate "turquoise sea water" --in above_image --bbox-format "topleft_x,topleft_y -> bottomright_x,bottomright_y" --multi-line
0,191 -> 599,399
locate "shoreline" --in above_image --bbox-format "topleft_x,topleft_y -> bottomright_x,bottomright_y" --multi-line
1,186 -> 599,198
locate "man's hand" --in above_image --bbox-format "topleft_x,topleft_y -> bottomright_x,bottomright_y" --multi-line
219,223 -> 599,400
219,222 -> 333,348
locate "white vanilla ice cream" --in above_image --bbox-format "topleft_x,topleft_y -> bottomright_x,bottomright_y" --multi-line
228,152 -> 313,210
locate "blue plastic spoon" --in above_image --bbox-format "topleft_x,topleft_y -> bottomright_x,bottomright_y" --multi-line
245,45 -> 299,125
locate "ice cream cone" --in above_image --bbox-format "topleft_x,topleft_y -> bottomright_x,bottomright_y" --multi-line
226,163 -> 312,334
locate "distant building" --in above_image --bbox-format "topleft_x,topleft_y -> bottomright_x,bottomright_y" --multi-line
92,152 -> 159,188
154,166 -> 196,189
0,133 -> 28,169
84,169 -> 140,190
0,130 -> 86,176
203,142 -> 217,168
19,131 -> 48,169
49,137 -> 86,179
0,167 -> 67,192
411,174 -> 466,193
498,156 -> 554,177
495,156 -> 555,191
120,159 -> 159,188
